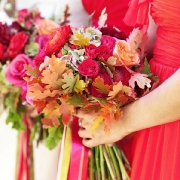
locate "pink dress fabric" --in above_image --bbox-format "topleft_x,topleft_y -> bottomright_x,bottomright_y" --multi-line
82,0 -> 180,179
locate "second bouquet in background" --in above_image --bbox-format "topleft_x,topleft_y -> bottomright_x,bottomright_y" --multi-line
25,9 -> 158,180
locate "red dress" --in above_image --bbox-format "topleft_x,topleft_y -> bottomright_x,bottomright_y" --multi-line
82,0 -> 180,179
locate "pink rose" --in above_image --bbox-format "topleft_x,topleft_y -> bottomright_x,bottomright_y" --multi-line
113,66 -> 131,85
89,68 -> 113,98
7,31 -> 28,59
95,45 -> 112,60
85,44 -> 97,59
6,54 -> 33,87
100,35 -> 116,53
35,35 -> 50,51
78,58 -> 100,78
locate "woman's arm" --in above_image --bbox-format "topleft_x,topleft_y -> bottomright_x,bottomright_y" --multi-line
77,68 -> 180,147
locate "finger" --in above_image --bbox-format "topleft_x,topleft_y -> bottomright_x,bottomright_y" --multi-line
78,128 -> 93,139
82,138 -> 99,148
106,143 -> 115,147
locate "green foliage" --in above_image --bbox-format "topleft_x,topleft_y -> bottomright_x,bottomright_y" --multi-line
5,92 -> 26,130
140,58 -> 151,74
45,116 -> 64,150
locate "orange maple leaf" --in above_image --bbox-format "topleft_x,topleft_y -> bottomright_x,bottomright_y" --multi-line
92,76 -> 111,94
41,117 -> 60,128
59,95 -> 75,125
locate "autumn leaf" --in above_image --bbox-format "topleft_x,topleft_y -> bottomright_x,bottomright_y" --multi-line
92,77 -> 111,94
73,75 -> 86,93
24,64 -> 39,78
41,70 -> 63,90
98,8 -> 107,28
91,116 -> 104,133
59,95 -> 75,125
81,102 -> 101,112
129,73 -> 151,89
41,117 -> 60,128
67,94 -> 88,107
62,72 -> 76,93
107,82 -> 123,100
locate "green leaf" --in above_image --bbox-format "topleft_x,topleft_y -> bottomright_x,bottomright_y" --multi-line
24,42 -> 39,57
67,94 -> 88,107
140,58 -> 151,74
45,120 -> 64,150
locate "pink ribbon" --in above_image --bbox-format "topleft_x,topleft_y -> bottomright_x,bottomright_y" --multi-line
68,117 -> 89,180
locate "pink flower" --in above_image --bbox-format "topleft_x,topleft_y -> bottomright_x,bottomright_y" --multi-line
6,54 -> 33,87
34,49 -> 49,67
100,35 -> 116,53
35,35 -> 50,51
89,68 -> 112,98
78,58 -> 99,78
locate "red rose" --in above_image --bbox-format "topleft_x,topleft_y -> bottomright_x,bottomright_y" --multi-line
45,25 -> 71,54
100,35 -> 116,53
113,66 -> 131,85
78,58 -> 99,78
7,31 -> 28,59
95,45 -> 112,60
89,68 -> 113,98
85,44 -> 97,59
6,54 -> 33,87
0,43 -> 7,63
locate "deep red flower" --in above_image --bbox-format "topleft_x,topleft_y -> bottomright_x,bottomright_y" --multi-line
95,45 -> 112,60
85,44 -> 97,59
89,68 -> 113,98
0,43 -> 7,63
113,66 -> 131,85
45,25 -> 71,54
7,31 -> 28,59
78,58 -> 99,78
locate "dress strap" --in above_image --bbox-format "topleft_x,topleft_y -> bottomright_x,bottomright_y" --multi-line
124,0 -> 150,27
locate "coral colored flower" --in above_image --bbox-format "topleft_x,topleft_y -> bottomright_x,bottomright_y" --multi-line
78,58 -> 99,78
36,19 -> 59,35
7,31 -> 28,59
113,40 -> 140,67
45,25 -> 71,53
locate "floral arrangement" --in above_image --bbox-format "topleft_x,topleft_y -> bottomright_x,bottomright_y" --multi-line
24,9 -> 159,180
0,5 -> 70,179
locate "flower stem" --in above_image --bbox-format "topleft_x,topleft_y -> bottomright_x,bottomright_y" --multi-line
95,146 -> 101,180
89,149 -> 95,180
99,145 -> 106,180
103,145 -> 116,179
106,145 -> 122,180
112,145 -> 130,180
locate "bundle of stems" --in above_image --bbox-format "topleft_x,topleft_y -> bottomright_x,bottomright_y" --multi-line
88,144 -> 131,180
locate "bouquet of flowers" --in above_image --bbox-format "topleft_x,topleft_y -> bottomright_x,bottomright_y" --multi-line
24,9 -> 158,180
0,5 -> 70,180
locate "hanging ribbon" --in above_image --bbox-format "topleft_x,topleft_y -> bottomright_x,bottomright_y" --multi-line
68,117 -> 89,180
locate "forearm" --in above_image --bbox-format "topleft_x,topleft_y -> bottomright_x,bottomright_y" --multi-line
122,68 -> 180,135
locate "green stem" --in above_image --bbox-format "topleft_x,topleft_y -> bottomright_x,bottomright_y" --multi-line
112,146 -> 130,180
103,145 -> 116,179
120,149 -> 131,171
89,148 -> 95,180
106,145 -> 122,180
99,145 -> 106,180
95,146 -> 101,180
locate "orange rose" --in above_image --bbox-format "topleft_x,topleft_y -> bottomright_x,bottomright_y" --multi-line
36,19 -> 59,35
113,40 -> 140,67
